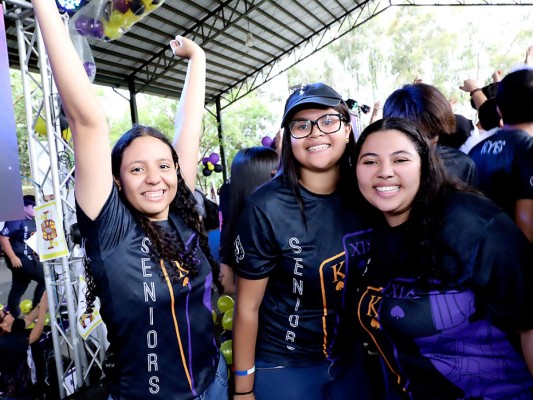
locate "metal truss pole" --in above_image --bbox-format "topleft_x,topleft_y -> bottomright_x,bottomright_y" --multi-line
4,0 -> 106,397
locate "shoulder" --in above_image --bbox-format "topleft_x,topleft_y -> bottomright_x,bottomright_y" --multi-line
246,176 -> 288,206
470,128 -> 533,155
441,191 -> 515,257
443,191 -> 501,223
1,219 -> 21,235
438,145 -> 476,165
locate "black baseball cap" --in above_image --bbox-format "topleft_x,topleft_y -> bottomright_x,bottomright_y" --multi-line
23,195 -> 36,207
281,83 -> 343,128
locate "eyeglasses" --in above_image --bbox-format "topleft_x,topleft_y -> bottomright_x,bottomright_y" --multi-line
0,310 -> 10,324
288,113 -> 347,139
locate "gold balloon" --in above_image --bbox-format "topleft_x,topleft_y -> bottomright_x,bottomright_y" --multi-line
104,23 -> 122,40
35,116 -> 47,135
109,11 -> 126,28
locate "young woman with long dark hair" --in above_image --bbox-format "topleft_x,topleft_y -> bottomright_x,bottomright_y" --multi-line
31,1 -> 227,398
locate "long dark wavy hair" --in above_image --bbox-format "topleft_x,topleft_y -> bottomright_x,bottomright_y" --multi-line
279,101 -> 358,221
355,117 -> 469,279
84,125 -> 221,309
219,146 -> 279,267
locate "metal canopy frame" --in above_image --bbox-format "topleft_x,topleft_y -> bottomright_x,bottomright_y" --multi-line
5,0 -> 531,111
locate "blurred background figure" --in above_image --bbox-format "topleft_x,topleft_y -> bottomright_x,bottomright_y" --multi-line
0,196 -> 45,318
218,146 -> 278,295
0,291 -> 49,399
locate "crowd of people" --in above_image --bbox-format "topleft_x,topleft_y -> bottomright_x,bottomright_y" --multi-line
1,0 -> 532,398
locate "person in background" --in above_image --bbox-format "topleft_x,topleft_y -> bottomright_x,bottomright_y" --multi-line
0,292 -> 49,399
232,83 -> 372,400
270,128 -> 283,160
218,147 -> 278,295
468,67 -> 533,242
354,117 -> 533,400
383,83 -> 479,187
0,195 -> 45,318
31,0 -> 227,398
459,98 -> 502,154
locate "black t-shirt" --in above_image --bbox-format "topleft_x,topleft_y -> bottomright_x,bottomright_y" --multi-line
77,187 -> 218,400
218,181 -> 232,266
0,325 -> 31,398
469,128 -> 533,218
353,192 -> 533,399
437,145 -> 478,187
0,218 -> 38,262
235,176 -> 369,366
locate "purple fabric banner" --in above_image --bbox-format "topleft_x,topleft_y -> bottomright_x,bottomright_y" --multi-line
0,7 -> 25,221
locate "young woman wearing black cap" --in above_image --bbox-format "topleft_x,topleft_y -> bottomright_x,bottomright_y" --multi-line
232,83 -> 372,400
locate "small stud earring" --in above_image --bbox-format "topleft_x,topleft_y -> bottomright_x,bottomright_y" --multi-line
345,136 -> 349,144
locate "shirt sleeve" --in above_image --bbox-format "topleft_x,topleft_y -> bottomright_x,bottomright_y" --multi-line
234,201 -> 278,280
515,145 -> 533,200
0,220 -> 19,237
472,211 -> 533,331
76,185 -> 136,256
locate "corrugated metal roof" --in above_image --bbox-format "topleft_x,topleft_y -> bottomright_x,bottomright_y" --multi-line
4,0 -> 532,108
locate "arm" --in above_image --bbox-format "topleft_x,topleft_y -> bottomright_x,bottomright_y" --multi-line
515,199 -> 533,243
219,263 -> 236,295
369,101 -> 382,125
171,36 -> 206,192
25,292 -> 49,344
521,330 -> 533,376
31,0 -> 111,220
0,236 -> 22,267
525,45 -> 533,65
492,70 -> 503,83
233,276 -> 268,399
459,79 -> 487,110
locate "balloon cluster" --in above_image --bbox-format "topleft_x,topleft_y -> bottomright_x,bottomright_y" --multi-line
71,0 -> 164,42
214,295 -> 234,365
202,152 -> 223,177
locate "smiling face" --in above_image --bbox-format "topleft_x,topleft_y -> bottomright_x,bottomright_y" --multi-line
289,107 -> 350,176
116,135 -> 178,221
356,129 -> 422,227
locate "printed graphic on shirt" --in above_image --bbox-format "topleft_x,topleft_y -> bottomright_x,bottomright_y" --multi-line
358,279 -> 533,399
76,187 -> 217,400
234,235 -> 245,262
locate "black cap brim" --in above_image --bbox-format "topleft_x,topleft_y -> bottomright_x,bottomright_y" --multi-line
281,96 -> 342,128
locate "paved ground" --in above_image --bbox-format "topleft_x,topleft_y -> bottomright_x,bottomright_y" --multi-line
0,256 -> 37,308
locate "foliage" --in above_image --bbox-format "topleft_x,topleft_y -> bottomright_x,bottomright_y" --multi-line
9,6 -> 533,196
10,70 -> 32,182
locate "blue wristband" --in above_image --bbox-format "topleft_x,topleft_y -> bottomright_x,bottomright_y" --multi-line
234,365 -> 255,376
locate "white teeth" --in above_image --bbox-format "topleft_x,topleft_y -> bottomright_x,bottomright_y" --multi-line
143,190 -> 164,198
376,186 -> 399,193
307,144 -> 330,152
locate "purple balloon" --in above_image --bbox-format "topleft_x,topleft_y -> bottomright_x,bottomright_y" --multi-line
208,153 -> 220,164
74,16 -> 92,36
113,0 -> 130,14
261,136 -> 273,147
90,19 -> 104,39
202,157 -> 210,165
83,62 -> 96,80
